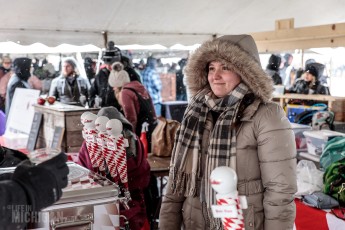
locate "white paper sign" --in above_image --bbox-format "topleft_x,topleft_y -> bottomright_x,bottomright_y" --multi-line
107,141 -> 117,150
86,134 -> 95,143
211,205 -> 238,218
6,88 -> 40,135
97,137 -> 104,146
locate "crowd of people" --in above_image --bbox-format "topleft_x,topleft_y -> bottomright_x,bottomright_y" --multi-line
265,53 -> 330,96
0,36 -> 335,229
0,42 -> 188,229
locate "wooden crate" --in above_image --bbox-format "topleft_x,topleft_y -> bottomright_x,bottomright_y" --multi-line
33,103 -> 99,153
331,100 -> 345,121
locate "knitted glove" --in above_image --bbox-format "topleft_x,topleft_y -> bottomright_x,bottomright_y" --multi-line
12,152 -> 69,211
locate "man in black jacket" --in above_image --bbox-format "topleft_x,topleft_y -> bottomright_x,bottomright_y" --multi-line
89,41 -> 141,109
0,151 -> 69,229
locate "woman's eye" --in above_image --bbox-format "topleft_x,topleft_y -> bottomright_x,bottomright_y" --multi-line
209,67 -> 215,72
222,66 -> 229,71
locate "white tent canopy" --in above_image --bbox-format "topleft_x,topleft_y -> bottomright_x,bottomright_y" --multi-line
0,0 -> 344,48
0,42 -> 101,53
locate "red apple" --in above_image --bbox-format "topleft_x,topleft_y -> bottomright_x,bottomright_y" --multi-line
37,97 -> 46,105
47,96 -> 56,105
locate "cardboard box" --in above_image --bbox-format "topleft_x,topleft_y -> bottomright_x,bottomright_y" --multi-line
303,130 -> 345,155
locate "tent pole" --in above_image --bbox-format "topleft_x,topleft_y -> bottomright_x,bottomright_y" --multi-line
102,31 -> 108,48
96,50 -> 102,74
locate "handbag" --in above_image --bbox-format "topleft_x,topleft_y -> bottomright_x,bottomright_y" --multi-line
151,117 -> 180,157
301,191 -> 339,209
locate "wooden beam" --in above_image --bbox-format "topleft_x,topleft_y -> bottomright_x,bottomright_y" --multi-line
275,18 -> 294,30
251,22 -> 345,52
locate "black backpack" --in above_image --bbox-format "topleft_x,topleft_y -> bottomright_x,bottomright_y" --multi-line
123,87 -> 157,151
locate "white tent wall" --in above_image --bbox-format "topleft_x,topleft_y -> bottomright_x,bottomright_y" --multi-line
0,0 -> 344,47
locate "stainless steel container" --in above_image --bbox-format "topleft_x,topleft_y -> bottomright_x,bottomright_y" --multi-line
1,162 -> 120,229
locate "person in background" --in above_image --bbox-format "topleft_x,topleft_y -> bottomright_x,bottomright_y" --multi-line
41,63 -> 57,95
159,34 -> 297,230
89,41 -> 141,109
289,63 -> 330,95
0,152 -> 69,228
121,54 -> 142,83
28,63 -> 43,92
49,59 -> 90,106
175,58 -> 188,101
84,57 -> 96,84
89,41 -> 122,109
0,56 -> 12,112
108,62 -> 157,153
141,56 -> 162,116
78,107 -> 150,230
168,63 -> 178,73
6,58 -> 33,116
281,53 -> 294,89
265,54 -> 282,85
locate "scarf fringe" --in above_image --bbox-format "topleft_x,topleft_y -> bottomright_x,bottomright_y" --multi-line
171,166 -> 197,197
210,218 -> 223,230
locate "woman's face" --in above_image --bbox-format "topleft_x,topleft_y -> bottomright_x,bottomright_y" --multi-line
304,72 -> 315,82
2,58 -> 11,70
63,62 -> 74,76
207,61 -> 241,97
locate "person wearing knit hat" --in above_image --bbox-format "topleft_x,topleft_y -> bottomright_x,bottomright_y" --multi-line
89,41 -> 140,110
159,35 -> 297,230
49,58 -> 90,106
109,61 -> 157,153
108,62 -> 131,88
289,62 -> 329,95
77,106 -> 151,230
265,54 -> 283,85
5,57 -> 33,116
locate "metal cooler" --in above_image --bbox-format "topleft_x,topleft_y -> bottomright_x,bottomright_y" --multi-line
30,162 -> 120,229
1,161 -> 120,230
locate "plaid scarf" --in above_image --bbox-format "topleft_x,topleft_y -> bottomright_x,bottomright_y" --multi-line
170,82 -> 249,228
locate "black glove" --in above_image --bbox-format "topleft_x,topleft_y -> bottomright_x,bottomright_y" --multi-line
12,152 -> 69,211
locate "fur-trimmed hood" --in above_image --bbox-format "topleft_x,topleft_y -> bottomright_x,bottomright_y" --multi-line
185,35 -> 274,102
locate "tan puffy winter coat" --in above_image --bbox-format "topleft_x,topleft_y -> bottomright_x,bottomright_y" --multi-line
159,35 -> 297,230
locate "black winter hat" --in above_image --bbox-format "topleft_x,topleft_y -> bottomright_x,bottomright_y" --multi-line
84,57 -> 94,65
97,106 -> 133,131
13,57 -> 32,81
266,54 -> 281,71
102,41 -> 121,64
305,62 -> 324,80
305,65 -> 319,79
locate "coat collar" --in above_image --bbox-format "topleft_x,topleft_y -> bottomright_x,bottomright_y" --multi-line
241,98 -> 262,121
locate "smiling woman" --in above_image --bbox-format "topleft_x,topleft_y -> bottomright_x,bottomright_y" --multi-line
159,35 -> 297,230
207,61 -> 242,98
